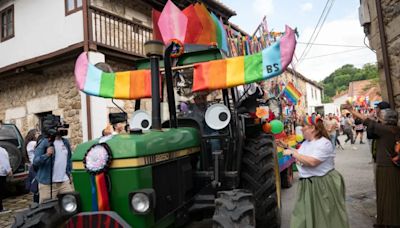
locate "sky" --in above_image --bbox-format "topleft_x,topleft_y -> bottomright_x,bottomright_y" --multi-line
219,0 -> 377,82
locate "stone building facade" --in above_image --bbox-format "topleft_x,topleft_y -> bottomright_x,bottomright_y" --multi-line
0,61 -> 83,148
361,0 -> 400,113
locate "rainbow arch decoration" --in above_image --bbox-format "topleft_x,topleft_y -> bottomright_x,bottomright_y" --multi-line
74,52 -> 152,100
192,25 -> 296,92
74,25 -> 296,99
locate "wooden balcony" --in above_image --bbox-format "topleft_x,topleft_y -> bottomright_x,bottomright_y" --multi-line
88,6 -> 153,57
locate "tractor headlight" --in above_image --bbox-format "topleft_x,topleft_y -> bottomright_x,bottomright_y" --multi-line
129,189 -> 155,215
58,192 -> 80,215
62,195 -> 78,213
131,193 -> 150,212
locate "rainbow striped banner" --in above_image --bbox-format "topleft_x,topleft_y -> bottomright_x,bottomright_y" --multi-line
90,173 -> 110,211
74,52 -> 152,100
283,82 -> 302,104
192,26 -> 296,92
74,25 -> 296,99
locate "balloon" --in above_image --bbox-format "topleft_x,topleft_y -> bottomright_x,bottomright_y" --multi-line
296,134 -> 304,142
256,107 -> 269,118
270,120 -> 284,134
262,122 -> 272,133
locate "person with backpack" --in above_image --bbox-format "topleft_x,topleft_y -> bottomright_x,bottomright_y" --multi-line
343,102 -> 400,227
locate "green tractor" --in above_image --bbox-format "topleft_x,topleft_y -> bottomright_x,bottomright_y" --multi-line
13,42 -> 285,228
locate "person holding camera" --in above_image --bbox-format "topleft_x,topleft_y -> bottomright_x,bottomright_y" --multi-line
33,116 -> 74,203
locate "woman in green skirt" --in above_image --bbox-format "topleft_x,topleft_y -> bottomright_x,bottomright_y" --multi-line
278,116 -> 349,228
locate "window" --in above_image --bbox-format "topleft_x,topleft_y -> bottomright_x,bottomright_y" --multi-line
311,87 -> 314,99
0,5 -> 14,42
65,0 -> 82,15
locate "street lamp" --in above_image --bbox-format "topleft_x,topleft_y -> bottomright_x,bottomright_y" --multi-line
144,40 -> 164,130
144,40 -> 164,57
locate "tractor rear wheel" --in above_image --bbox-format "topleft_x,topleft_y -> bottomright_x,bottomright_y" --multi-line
241,133 -> 280,228
212,189 -> 255,228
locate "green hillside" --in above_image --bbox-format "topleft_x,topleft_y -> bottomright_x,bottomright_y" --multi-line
321,63 -> 378,102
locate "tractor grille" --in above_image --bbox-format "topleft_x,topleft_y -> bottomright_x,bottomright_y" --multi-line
152,156 -> 193,222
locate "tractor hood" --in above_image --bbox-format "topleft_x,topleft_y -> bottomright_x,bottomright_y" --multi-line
72,127 -> 200,161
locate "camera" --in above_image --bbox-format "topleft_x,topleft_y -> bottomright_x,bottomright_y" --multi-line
42,114 -> 69,139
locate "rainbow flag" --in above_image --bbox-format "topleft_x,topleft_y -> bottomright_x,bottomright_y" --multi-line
283,82 -> 302,104
192,26 -> 296,92
74,52 -> 152,100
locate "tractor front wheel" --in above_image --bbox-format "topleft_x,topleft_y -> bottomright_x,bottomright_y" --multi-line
212,189 -> 255,228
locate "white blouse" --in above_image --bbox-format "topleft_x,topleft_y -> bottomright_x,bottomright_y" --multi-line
26,141 -> 37,164
297,137 -> 335,178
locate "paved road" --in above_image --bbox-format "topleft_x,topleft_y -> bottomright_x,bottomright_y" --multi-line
0,193 -> 32,228
281,135 -> 376,228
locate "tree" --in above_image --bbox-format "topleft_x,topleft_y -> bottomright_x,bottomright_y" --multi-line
321,63 -> 378,102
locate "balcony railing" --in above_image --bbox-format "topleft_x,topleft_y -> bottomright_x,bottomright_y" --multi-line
89,6 -> 153,57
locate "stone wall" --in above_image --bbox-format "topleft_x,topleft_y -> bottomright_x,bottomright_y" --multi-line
0,61 -> 83,149
364,0 -> 400,114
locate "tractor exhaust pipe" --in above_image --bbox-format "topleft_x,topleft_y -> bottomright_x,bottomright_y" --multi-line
145,40 -> 164,130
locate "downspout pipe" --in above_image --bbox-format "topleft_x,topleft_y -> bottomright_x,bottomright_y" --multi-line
82,0 -> 92,139
376,0 -> 395,108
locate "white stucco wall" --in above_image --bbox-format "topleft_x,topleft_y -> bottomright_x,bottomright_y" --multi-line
0,0 -> 83,68
333,94 -> 348,106
306,83 -> 322,114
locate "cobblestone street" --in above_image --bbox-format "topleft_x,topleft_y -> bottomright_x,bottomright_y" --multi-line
0,193 -> 33,228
